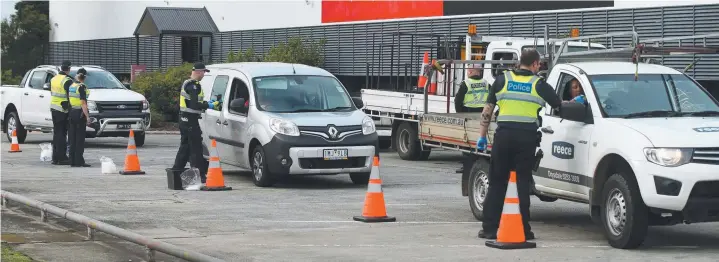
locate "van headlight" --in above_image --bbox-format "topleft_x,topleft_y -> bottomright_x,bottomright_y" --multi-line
362,116 -> 376,135
87,101 -> 98,113
643,148 -> 693,167
269,118 -> 299,136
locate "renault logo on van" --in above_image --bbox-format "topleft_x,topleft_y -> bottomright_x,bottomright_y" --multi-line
327,126 -> 338,139
552,141 -> 574,159
117,105 -> 126,109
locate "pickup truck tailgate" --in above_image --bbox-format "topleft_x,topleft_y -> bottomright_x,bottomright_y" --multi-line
419,113 -> 497,152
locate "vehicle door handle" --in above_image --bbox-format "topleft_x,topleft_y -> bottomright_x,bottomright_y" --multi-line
24,92 -> 29,95
39,94 -> 44,98
222,120 -> 229,126
541,126 -> 554,134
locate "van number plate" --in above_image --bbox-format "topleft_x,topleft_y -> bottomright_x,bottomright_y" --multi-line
117,124 -> 132,129
323,149 -> 348,160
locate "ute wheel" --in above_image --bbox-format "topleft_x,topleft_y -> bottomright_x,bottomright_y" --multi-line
134,132 -> 146,147
5,111 -> 27,143
468,157 -> 490,221
601,171 -> 649,249
395,122 -> 428,161
251,145 -> 276,187
350,172 -> 371,185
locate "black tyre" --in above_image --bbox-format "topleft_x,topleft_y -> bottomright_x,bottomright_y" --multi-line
350,172 -> 371,185
468,157 -> 490,221
134,131 -> 146,147
600,172 -> 649,249
250,145 -> 275,187
395,122 -> 428,161
5,111 -> 27,143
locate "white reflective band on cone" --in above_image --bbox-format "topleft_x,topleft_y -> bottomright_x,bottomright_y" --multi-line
504,182 -> 518,198
11,136 -> 17,144
208,160 -> 220,169
367,183 -> 383,193
369,166 -> 380,180
127,138 -> 136,146
127,148 -> 137,155
502,202 -> 521,215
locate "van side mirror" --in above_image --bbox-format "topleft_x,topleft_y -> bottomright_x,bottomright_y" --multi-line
559,101 -> 588,122
229,98 -> 247,114
352,97 -> 364,109
42,83 -> 51,91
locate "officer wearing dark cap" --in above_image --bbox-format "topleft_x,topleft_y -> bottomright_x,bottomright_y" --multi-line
49,60 -> 74,165
172,62 -> 210,182
68,68 -> 91,167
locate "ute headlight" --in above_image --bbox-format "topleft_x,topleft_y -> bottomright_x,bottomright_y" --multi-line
142,100 -> 150,111
643,148 -> 693,167
362,116 -> 376,135
269,118 -> 299,136
87,101 -> 98,113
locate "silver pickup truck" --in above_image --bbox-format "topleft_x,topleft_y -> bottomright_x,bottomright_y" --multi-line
199,62 -> 379,187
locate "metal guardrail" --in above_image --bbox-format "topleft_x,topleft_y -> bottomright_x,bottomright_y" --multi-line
1,190 -> 225,262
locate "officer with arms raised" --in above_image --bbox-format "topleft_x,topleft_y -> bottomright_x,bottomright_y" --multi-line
68,68 -> 91,167
49,60 -> 74,165
454,63 -> 490,174
172,62 -> 210,182
475,49 -> 564,240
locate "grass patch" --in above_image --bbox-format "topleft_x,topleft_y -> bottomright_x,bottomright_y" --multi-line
1,243 -> 33,262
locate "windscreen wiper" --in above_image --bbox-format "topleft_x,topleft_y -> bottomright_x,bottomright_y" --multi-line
681,110 -> 719,117
323,106 -> 353,112
288,109 -> 324,113
622,110 -> 680,119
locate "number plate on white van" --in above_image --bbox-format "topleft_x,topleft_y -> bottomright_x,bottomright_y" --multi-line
323,149 -> 348,160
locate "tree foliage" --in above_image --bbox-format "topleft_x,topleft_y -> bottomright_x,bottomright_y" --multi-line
226,37 -> 326,67
131,63 -> 194,123
1,1 -> 50,81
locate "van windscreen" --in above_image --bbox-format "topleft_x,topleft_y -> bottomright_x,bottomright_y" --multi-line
252,75 -> 355,113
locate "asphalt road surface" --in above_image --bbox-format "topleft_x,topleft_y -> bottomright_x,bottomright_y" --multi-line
2,134 -> 718,261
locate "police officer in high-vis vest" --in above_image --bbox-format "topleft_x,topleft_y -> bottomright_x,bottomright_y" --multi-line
68,68 -> 91,167
475,49 -> 563,240
172,62 -> 210,182
454,63 -> 490,173
49,60 -> 74,165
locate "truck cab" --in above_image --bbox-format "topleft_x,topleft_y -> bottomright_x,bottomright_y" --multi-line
199,62 -> 379,187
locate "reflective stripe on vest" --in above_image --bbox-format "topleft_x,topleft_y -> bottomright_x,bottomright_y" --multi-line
50,74 -> 72,113
462,78 -> 489,108
496,71 -> 545,124
179,79 -> 204,114
69,83 -> 90,109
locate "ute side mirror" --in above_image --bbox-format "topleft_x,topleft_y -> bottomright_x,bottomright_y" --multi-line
559,102 -> 588,123
42,83 -> 51,91
229,98 -> 247,114
352,97 -> 364,109
124,83 -> 131,89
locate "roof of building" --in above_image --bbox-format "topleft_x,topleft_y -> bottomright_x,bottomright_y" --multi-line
133,7 -> 219,36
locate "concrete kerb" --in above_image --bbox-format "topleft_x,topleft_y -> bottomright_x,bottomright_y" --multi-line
0,190 -> 225,262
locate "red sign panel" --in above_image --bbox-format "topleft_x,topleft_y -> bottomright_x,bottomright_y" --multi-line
130,64 -> 146,83
321,0 -> 444,23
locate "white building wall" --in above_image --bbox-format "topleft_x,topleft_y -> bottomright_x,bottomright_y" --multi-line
49,0 -> 322,42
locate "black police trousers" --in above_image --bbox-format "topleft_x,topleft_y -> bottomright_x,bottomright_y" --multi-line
482,127 -> 537,234
172,117 -> 208,182
68,109 -> 87,166
51,109 -> 69,163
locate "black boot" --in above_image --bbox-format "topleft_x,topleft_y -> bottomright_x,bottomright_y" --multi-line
478,230 -> 497,239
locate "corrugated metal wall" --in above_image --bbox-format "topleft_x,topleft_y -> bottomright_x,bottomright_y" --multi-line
47,4 -> 719,80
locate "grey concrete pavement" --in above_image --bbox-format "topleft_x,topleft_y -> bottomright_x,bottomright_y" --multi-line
2,134 -> 719,261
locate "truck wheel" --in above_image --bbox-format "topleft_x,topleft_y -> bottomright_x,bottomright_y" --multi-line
601,172 -> 649,249
134,132 -> 146,147
5,111 -> 27,143
350,172 -> 371,185
468,157 -> 490,221
250,145 -> 275,187
396,122 -> 426,160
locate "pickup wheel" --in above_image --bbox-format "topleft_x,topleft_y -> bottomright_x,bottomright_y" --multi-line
5,111 -> 27,143
134,132 -> 146,147
251,145 -> 276,187
468,157 -> 490,221
600,172 -> 649,249
395,122 -> 428,161
349,172 -> 371,185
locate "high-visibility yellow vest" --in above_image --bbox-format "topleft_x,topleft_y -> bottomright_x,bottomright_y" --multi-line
179,79 -> 204,114
496,71 -> 546,124
462,78 -> 490,108
69,83 -> 90,109
50,74 -> 73,113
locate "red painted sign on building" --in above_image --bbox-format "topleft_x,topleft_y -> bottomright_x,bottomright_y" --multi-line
321,0 -> 444,23
130,64 -> 146,83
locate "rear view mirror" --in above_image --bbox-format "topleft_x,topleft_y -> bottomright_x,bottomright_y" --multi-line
229,98 -> 247,114
42,83 -> 51,91
352,97 -> 364,109
559,102 -> 587,122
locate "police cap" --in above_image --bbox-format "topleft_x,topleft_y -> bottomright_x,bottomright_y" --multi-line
193,62 -> 210,72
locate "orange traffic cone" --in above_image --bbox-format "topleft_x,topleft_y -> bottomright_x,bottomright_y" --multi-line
485,170 -> 536,249
353,155 -> 396,223
8,130 -> 21,153
119,130 -> 145,175
416,51 -> 429,89
201,139 -> 232,191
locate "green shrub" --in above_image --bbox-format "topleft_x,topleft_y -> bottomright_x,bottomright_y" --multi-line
226,37 -> 327,67
132,63 -> 193,122
1,69 -> 22,85
227,47 -> 260,63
